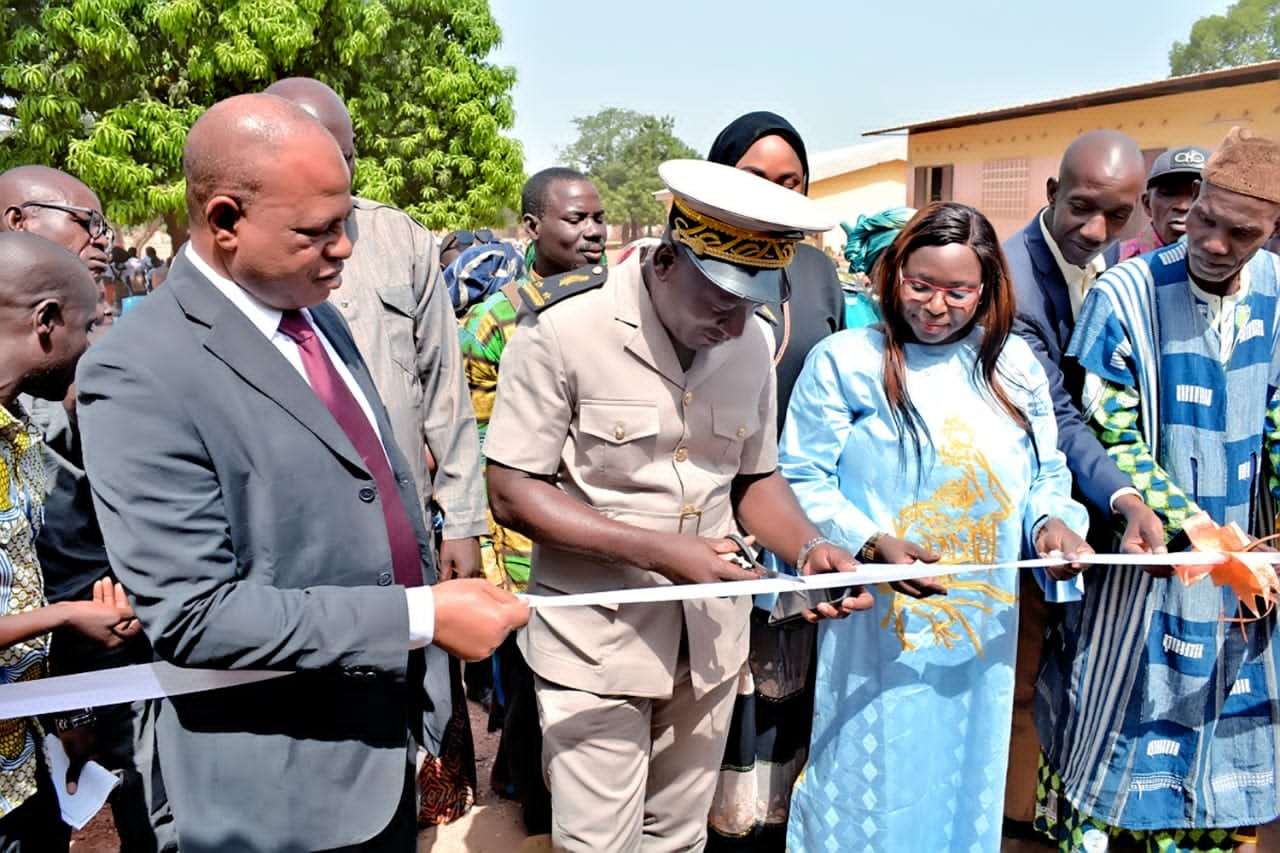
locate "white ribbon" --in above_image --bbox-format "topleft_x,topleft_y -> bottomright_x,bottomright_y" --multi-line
0,550 -> 1246,719
521,551 -> 1228,609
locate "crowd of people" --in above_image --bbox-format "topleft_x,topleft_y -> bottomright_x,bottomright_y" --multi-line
0,73 -> 1277,853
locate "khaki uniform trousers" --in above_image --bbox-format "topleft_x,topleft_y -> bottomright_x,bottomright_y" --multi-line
536,651 -> 738,852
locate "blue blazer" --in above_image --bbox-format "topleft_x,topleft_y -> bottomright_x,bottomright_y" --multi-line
1006,212 -> 1129,515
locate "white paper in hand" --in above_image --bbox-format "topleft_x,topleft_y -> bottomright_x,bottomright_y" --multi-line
42,734 -> 120,830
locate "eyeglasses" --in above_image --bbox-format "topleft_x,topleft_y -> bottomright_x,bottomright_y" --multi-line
899,275 -> 982,307
19,201 -> 112,242
442,228 -> 495,253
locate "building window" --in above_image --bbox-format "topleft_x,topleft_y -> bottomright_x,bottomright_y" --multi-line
981,158 -> 1029,219
913,164 -> 953,206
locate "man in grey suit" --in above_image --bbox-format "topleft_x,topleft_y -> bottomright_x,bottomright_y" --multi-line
1001,130 -> 1164,842
76,93 -> 526,853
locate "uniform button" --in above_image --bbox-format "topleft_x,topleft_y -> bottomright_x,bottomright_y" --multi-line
682,391 -> 693,405
592,265 -> 604,275
377,572 -> 393,586
340,300 -> 350,309
613,424 -> 626,440
674,446 -> 689,462
359,486 -> 376,502
681,504 -> 696,515
736,426 -> 746,438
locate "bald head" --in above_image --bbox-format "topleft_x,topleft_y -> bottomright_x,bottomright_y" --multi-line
264,77 -> 356,180
183,93 -> 342,227
0,165 -> 110,274
1058,130 -> 1144,186
1045,130 -> 1145,266
0,230 -> 94,305
0,232 -> 99,405
182,93 -> 353,311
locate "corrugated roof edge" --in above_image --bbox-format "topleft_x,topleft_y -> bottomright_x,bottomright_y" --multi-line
864,60 -> 1280,137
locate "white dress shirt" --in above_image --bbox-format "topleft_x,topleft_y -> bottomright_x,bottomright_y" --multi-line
1036,215 -> 1142,514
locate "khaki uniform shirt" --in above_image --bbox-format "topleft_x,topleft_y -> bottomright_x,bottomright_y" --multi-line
329,198 -> 486,539
485,255 -> 777,698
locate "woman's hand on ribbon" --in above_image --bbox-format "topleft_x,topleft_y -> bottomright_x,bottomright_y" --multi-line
1035,518 -> 1094,580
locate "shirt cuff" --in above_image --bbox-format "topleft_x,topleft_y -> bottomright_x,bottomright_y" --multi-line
1108,486 -> 1142,513
440,515 -> 491,541
405,585 -> 435,649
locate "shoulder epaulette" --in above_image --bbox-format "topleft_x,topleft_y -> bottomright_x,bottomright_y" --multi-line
518,264 -> 608,313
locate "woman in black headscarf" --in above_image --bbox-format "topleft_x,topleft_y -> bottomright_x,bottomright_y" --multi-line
705,111 -> 844,852
707,111 -> 846,424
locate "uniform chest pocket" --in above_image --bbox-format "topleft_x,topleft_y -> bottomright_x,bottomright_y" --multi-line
375,284 -> 419,374
712,407 -> 760,464
578,401 -> 661,476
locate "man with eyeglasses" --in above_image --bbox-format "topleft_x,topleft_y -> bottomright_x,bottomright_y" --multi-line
0,165 -> 112,278
1002,130 -> 1166,845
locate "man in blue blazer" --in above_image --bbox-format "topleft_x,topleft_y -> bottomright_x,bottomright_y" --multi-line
1002,130 -> 1165,841
76,94 -> 528,853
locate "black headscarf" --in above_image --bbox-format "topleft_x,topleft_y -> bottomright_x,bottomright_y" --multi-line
707,111 -> 810,194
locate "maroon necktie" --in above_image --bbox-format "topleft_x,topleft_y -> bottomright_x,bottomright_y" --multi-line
278,309 -> 422,587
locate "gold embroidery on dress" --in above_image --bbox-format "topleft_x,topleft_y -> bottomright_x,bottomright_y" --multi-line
880,416 -> 1017,655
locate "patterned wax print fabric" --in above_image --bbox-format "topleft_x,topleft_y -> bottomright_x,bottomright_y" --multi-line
1035,753 -> 1258,853
0,402 -> 49,817
780,326 -> 1086,853
458,284 -> 531,590
1038,244 -> 1280,833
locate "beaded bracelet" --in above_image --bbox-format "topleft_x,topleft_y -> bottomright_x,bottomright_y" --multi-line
795,536 -> 830,572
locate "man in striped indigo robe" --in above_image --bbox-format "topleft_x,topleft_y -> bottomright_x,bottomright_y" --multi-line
1036,127 -> 1280,853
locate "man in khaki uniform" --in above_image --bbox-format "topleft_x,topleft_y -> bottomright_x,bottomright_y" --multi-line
485,159 -> 872,852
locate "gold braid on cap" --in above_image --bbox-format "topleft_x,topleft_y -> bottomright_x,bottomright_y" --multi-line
669,196 -> 798,270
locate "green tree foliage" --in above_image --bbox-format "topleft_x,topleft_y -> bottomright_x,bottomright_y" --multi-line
1169,0 -> 1280,75
0,0 -> 524,236
559,108 -> 697,243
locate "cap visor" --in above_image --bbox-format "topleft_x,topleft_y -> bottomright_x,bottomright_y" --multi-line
682,245 -> 788,304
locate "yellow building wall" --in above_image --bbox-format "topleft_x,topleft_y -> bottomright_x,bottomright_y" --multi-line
808,160 -> 908,252
906,78 -> 1280,240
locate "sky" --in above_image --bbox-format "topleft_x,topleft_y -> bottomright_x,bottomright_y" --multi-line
487,0 -> 1229,173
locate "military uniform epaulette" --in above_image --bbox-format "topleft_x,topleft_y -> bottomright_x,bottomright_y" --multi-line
518,264 -> 608,313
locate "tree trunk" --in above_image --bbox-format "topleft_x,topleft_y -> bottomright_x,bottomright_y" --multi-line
162,211 -> 189,256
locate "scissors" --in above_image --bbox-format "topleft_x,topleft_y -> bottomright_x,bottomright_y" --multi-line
721,533 -> 804,582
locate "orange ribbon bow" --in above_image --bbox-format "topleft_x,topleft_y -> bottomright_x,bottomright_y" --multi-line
1174,511 -> 1279,620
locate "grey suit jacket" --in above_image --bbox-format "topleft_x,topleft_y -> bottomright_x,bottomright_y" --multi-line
1006,213 -> 1129,516
77,253 -> 447,853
